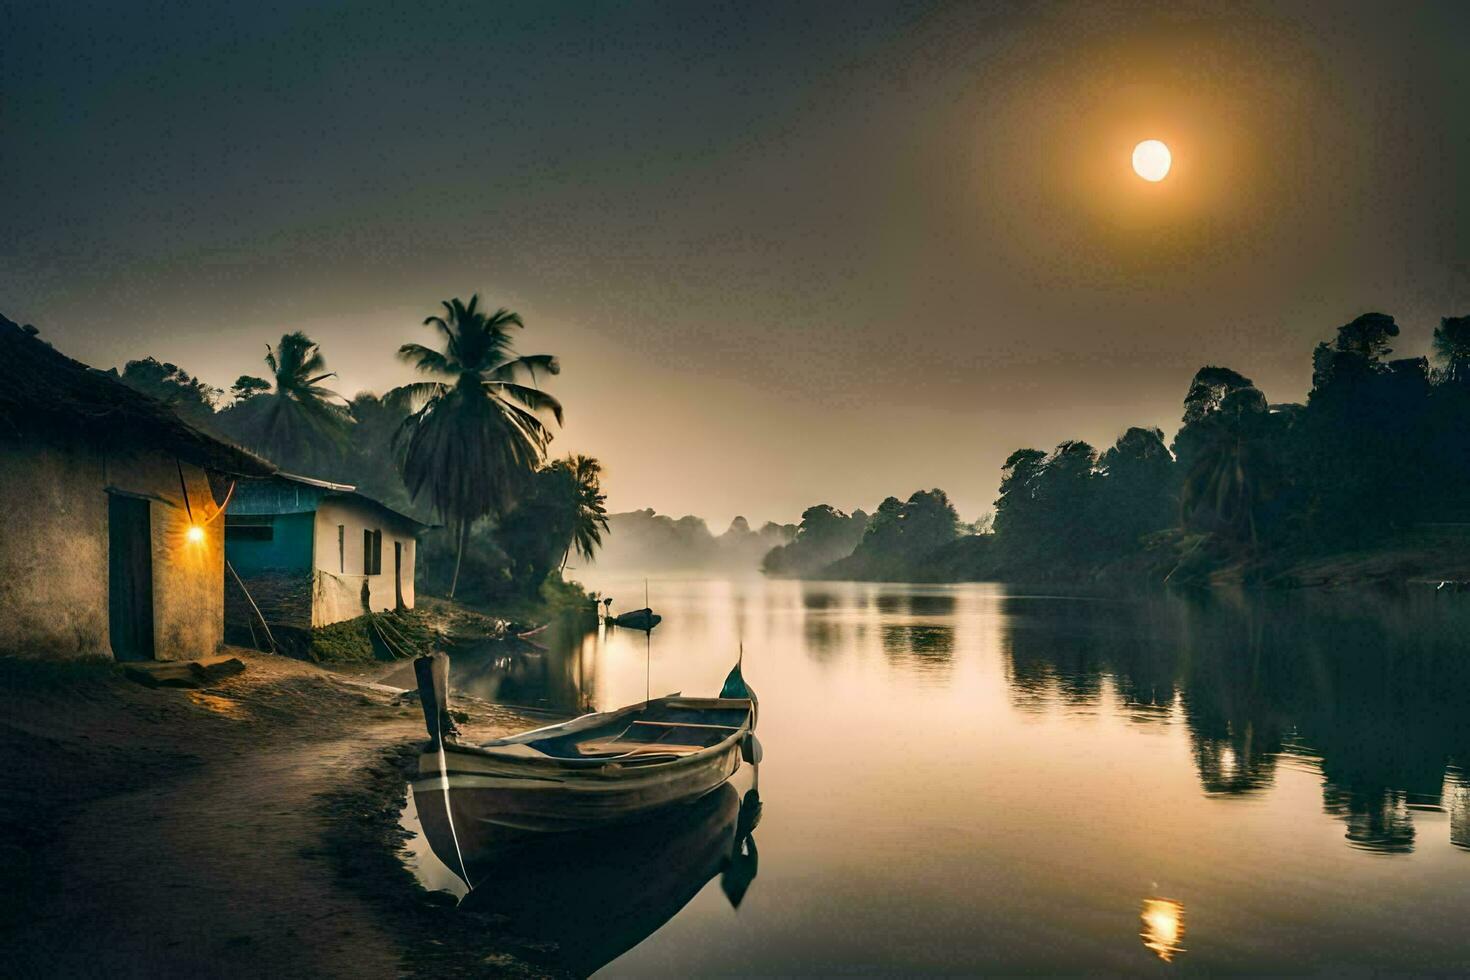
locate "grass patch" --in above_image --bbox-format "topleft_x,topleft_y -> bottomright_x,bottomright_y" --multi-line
478,575 -> 597,628
309,609 -> 438,663
314,576 -> 596,664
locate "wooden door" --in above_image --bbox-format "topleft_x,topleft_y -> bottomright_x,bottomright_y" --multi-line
108,494 -> 155,661
394,541 -> 404,610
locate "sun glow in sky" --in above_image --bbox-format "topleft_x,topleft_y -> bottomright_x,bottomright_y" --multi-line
4,3 -> 1467,527
1132,139 -> 1172,181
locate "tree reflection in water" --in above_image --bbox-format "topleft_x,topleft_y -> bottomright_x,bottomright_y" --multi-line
881,624 -> 954,671
877,592 -> 957,676
380,611 -> 600,715
1000,591 -> 1470,853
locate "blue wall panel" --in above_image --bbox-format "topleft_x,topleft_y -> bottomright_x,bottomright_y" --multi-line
224,512 -> 315,575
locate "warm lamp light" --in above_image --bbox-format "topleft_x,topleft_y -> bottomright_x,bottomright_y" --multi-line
186,525 -> 205,544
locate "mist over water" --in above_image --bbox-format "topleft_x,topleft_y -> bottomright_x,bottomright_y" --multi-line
587,511 -> 795,576
414,576 -> 1470,974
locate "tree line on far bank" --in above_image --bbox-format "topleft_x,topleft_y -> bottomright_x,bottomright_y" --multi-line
764,311 -> 1470,587
111,295 -> 607,605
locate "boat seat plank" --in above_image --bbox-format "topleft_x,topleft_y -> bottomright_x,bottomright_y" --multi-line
629,720 -> 742,731
575,738 -> 708,758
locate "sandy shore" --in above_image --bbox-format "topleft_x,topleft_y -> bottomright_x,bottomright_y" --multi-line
0,649 -> 567,978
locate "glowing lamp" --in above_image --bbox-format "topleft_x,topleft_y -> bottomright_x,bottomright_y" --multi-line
185,525 -> 205,544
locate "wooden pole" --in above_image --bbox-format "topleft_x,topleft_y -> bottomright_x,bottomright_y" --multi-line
413,651 -> 454,748
644,578 -> 651,702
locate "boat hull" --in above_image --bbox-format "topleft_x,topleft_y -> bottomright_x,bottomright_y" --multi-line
412,696 -> 752,836
415,740 -> 741,835
607,607 -> 661,630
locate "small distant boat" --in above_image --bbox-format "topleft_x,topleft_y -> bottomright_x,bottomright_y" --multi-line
607,607 -> 661,630
410,652 -> 758,836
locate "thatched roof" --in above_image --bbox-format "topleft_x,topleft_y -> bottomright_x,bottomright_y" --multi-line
0,314 -> 275,478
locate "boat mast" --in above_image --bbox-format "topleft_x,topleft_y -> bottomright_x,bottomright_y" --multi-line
644,577 -> 651,703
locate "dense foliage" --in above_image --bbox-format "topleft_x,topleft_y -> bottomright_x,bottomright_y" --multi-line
494,455 -> 610,597
768,311 -> 1470,587
214,332 -> 352,475
109,358 -> 221,427
114,297 -> 603,609
761,505 -> 869,576
820,490 -> 960,581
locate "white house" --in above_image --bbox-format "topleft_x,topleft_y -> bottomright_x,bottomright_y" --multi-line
224,473 -> 429,637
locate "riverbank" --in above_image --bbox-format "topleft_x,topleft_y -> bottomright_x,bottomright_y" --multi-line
802,528 -> 1470,594
0,649 -> 570,978
288,581 -> 597,665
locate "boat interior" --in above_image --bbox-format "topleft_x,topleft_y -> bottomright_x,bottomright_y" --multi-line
525,701 -> 751,763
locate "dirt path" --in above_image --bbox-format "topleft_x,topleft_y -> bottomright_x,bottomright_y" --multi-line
34,733 -> 418,976
1,650 -> 544,978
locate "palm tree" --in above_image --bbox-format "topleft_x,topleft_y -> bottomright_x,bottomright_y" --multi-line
390,295 -> 563,598
1179,387 -> 1271,543
1432,315 -> 1470,386
558,454 -> 610,569
222,332 -> 349,467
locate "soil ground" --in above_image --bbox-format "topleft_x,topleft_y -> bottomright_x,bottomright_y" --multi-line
0,648 -> 567,978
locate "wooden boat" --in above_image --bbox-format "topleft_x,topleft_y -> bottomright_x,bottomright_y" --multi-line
410,653 -> 758,835
607,606 -> 661,630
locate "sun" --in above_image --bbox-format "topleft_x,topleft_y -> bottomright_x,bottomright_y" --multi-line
1132,139 -> 1171,182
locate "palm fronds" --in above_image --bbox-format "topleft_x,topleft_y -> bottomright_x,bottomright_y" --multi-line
388,296 -> 564,596
221,332 -> 350,467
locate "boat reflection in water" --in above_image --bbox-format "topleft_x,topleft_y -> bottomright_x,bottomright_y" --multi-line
415,779 -> 763,976
720,786 -> 761,908
1140,897 -> 1186,963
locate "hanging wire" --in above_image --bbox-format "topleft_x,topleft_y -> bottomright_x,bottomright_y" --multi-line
174,457 -> 237,523
175,457 -> 196,523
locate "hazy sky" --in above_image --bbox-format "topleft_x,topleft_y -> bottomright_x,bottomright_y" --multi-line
5,1 -> 1467,528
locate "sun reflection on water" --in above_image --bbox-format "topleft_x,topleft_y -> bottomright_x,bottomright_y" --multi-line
1140,897 -> 1186,962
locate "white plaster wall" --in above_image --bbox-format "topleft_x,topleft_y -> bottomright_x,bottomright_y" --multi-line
311,499 -> 416,627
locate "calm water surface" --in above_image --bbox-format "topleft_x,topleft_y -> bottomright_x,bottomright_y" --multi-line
403,576 -> 1470,975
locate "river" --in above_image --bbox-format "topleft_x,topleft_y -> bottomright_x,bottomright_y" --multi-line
402,575 -> 1470,975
